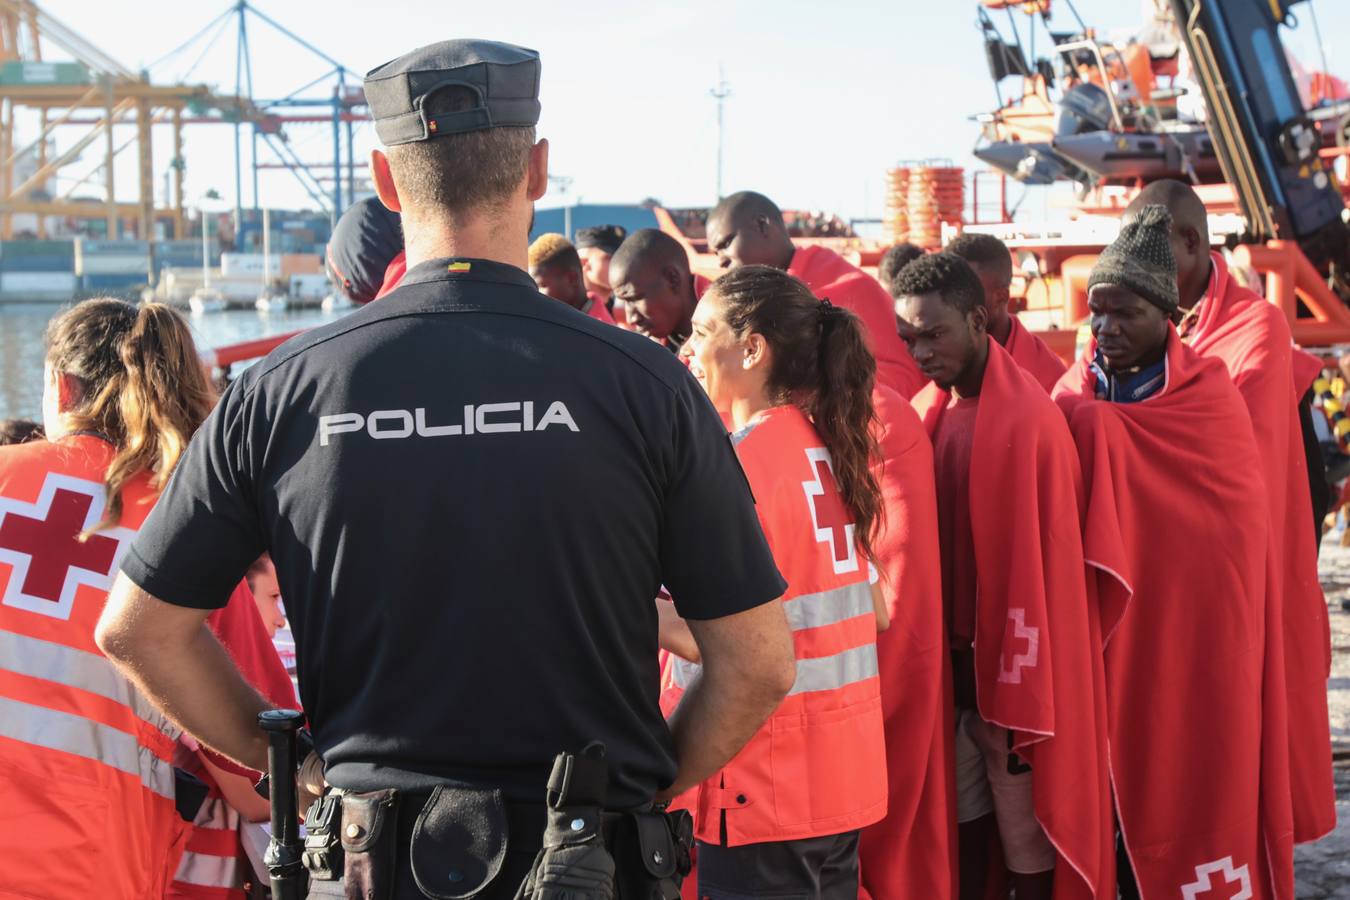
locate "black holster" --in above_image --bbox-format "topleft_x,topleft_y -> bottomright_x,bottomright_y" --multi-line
301,793 -> 345,882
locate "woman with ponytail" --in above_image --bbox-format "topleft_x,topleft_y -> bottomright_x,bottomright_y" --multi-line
661,265 -> 889,899
0,299 -> 289,900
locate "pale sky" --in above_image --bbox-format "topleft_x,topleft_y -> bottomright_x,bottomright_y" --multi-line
28,0 -> 1350,223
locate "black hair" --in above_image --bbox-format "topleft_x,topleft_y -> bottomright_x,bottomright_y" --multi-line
709,190 -> 784,229
890,251 -> 985,315
609,228 -> 690,282
877,243 -> 925,291
574,225 -> 627,255
945,232 -> 1013,282
1128,178 -> 1208,237
0,418 -> 43,446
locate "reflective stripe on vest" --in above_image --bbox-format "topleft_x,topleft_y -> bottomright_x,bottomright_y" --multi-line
174,797 -> 244,890
0,695 -> 176,798
782,580 -> 872,632
0,629 -> 180,743
669,581 -> 878,695
788,643 -> 878,696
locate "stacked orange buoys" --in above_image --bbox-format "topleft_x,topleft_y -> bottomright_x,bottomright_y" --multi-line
883,163 -> 965,250
882,167 -> 911,246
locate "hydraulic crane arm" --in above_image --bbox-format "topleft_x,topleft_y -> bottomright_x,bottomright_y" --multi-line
1169,0 -> 1347,272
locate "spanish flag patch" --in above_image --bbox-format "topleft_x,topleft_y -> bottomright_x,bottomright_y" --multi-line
447,261 -> 472,273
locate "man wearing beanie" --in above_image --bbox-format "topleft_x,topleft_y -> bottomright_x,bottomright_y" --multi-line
1053,205 -> 1297,899
1081,204 -> 1179,402
1125,183 -> 1335,847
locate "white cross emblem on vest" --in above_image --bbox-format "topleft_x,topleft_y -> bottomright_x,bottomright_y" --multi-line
0,473 -> 133,621
801,447 -> 858,575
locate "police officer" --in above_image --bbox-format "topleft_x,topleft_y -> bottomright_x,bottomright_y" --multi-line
95,40 -> 797,899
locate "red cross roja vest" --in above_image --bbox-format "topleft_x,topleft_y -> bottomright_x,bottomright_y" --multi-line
661,405 -> 887,846
0,434 -> 188,899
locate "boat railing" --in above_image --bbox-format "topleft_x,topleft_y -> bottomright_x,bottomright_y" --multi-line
201,331 -> 305,373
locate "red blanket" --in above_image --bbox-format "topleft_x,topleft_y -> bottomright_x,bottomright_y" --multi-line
1292,349 -> 1323,396
858,385 -> 956,900
1005,316 -> 1068,394
914,342 -> 1113,899
788,245 -> 926,399
1185,253 -> 1333,842
1054,330 -> 1296,899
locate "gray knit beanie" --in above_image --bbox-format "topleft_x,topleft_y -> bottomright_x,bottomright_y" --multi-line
1087,204 -> 1179,313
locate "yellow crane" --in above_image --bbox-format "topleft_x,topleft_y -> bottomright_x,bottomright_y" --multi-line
0,0 -> 254,239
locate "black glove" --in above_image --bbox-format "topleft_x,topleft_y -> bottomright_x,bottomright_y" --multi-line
515,743 -> 616,900
515,806 -> 616,900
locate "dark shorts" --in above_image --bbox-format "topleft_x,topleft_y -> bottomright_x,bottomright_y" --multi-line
695,830 -> 860,900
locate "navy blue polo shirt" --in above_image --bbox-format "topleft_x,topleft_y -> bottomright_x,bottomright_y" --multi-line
122,257 -> 786,808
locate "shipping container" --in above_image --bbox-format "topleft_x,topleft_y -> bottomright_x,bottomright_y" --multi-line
290,273 -> 331,299
80,257 -> 150,275
76,239 -> 151,276
79,239 -> 151,256
156,239 -> 209,256
79,273 -> 150,295
154,240 -> 219,272
0,271 -> 78,298
0,239 -> 76,273
0,61 -> 90,86
221,253 -> 282,277
280,253 -> 322,276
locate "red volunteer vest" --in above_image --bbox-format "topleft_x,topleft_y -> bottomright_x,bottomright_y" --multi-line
0,435 -> 188,899
666,405 -> 887,846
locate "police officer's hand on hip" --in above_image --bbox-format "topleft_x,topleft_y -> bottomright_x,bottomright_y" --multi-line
96,38 -> 795,900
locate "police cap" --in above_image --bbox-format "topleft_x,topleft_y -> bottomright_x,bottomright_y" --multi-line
363,39 -> 541,146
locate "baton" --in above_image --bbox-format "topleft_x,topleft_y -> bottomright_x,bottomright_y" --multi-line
259,709 -> 307,900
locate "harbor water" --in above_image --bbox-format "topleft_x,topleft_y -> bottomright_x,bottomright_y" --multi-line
0,302 -> 343,421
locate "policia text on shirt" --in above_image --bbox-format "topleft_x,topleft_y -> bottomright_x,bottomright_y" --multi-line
318,401 -> 580,446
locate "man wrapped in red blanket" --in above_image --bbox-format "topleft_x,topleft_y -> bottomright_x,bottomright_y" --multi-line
1053,206 -> 1296,899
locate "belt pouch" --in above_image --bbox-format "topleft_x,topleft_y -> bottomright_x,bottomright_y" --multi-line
341,789 -> 398,900
619,809 -> 691,900
410,785 -> 509,899
303,793 -> 345,881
